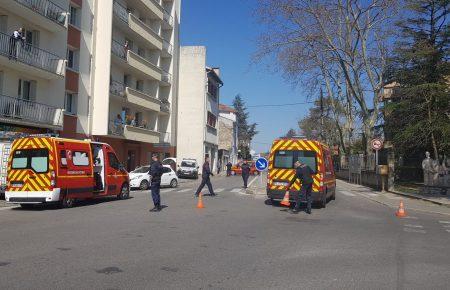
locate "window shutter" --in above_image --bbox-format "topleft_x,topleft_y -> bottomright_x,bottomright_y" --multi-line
30,81 -> 37,102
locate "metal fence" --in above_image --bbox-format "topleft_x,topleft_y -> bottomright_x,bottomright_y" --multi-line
160,100 -> 170,113
110,80 -> 125,96
341,153 -> 376,172
163,9 -> 174,26
162,71 -> 172,84
111,39 -> 127,59
0,94 -> 63,127
113,0 -> 128,23
15,0 -> 67,26
163,39 -> 173,55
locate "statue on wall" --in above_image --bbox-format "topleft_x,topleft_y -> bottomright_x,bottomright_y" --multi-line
422,151 -> 438,186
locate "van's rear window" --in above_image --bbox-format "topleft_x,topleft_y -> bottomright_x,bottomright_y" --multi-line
11,149 -> 49,173
274,150 -> 317,173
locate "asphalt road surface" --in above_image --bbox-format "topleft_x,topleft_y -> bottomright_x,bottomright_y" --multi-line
0,175 -> 449,289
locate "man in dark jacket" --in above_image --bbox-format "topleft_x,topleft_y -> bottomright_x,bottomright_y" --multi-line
195,156 -> 216,197
241,160 -> 251,188
226,161 -> 233,176
286,160 -> 314,214
149,154 -> 164,212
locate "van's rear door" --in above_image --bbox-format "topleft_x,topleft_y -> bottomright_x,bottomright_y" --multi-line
64,142 -> 94,199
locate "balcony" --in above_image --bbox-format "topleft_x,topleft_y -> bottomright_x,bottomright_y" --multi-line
159,99 -> 170,114
0,94 -> 64,130
162,39 -> 173,57
159,132 -> 171,144
161,71 -> 172,85
110,80 -> 161,112
126,0 -> 164,20
0,32 -> 65,79
113,1 -> 163,50
108,120 -> 160,143
0,0 -> 67,32
111,39 -> 162,81
162,9 -> 174,28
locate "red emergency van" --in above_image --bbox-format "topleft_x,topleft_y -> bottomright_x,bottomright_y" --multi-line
5,136 -> 129,208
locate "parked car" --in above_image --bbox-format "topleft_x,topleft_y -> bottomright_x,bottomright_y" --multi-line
177,159 -> 199,179
231,161 -> 260,176
130,165 -> 178,190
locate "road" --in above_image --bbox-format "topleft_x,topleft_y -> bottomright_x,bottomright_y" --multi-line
0,175 -> 449,289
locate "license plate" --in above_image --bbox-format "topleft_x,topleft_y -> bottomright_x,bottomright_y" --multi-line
273,181 -> 288,187
11,182 -> 23,188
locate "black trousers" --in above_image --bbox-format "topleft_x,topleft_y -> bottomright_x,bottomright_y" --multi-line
294,183 -> 313,211
226,169 -> 231,176
242,174 -> 249,188
151,181 -> 161,207
195,177 -> 214,195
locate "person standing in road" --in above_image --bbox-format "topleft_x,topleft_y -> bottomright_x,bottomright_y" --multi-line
149,154 -> 164,212
195,156 -> 216,197
241,160 -> 251,188
226,161 -> 232,176
286,160 -> 314,214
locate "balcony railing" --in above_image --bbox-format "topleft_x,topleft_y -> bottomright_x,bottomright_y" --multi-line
0,32 -> 65,76
111,39 -> 127,60
163,9 -> 174,26
162,71 -> 172,84
113,1 -> 161,40
14,0 -> 67,27
160,100 -> 170,113
163,39 -> 173,55
160,132 -> 171,143
0,94 -> 63,127
110,80 -> 126,96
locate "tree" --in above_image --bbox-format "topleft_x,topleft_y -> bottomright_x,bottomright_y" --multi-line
386,0 -> 450,159
232,95 -> 258,159
282,128 -> 298,138
255,0 -> 400,155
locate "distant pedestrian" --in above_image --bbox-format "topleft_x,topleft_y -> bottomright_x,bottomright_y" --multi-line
217,161 -> 221,174
286,160 -> 314,214
149,154 -> 164,212
9,28 -> 24,60
195,156 -> 216,197
241,160 -> 251,188
226,161 -> 232,176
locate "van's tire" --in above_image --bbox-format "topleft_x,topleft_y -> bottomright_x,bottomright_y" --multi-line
320,192 -> 327,208
60,195 -> 74,208
170,179 -> 178,188
139,180 -> 149,190
117,184 -> 130,200
20,204 -> 34,209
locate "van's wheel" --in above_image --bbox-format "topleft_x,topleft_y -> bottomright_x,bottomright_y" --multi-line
118,184 -> 130,200
170,179 -> 178,188
321,192 -> 327,208
20,204 -> 34,209
60,195 -> 74,208
139,180 -> 149,190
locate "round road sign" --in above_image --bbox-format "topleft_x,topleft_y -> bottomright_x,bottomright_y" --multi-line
371,139 -> 383,150
255,157 -> 268,171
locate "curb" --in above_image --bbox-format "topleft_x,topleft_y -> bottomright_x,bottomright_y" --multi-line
389,190 -> 450,208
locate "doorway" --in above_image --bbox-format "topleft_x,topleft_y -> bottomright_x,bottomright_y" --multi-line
127,150 -> 136,171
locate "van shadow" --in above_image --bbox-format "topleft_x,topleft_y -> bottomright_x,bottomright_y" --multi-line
12,196 -> 135,211
264,199 -> 324,210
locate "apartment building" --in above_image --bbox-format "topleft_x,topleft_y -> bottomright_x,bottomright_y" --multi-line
177,46 -> 223,174
218,104 -> 238,168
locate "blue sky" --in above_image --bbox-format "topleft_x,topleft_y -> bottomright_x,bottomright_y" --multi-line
180,0 -> 311,153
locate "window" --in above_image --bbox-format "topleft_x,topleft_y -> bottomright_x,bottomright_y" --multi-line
60,150 -> 67,166
11,149 -> 49,173
108,152 -> 120,170
274,151 -> 294,169
67,49 -> 79,71
72,151 -> 89,166
274,150 -> 317,173
0,71 -> 3,94
124,75 -> 131,87
207,112 -> 217,128
65,93 -> 77,114
18,79 -> 36,101
295,151 -> 317,173
69,6 -> 80,27
136,80 -> 144,91
208,80 -> 217,98
162,167 -> 171,174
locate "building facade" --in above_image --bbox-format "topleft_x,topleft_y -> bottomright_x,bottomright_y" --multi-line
177,46 -> 223,174
218,104 -> 238,168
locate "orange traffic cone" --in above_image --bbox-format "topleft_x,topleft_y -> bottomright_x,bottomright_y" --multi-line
197,192 -> 205,209
280,191 -> 290,207
395,201 -> 406,218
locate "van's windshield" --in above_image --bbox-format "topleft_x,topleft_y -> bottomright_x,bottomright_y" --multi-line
181,161 -> 196,167
11,149 -> 49,173
273,150 -> 317,173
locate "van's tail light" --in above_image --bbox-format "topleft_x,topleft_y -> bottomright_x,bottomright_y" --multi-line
318,174 -> 324,187
50,171 -> 56,186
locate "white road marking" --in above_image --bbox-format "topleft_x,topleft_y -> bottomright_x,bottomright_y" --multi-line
402,216 -> 418,220
177,188 -> 192,193
215,188 -> 225,193
404,224 -> 424,228
247,176 -> 259,188
403,228 -> 426,234
162,188 -> 176,192
366,193 -> 378,197
438,221 -> 450,224
446,229 -> 450,233
339,191 -> 356,197
386,195 -> 402,200
0,206 -> 18,211
231,188 -> 243,193
442,225 -> 450,228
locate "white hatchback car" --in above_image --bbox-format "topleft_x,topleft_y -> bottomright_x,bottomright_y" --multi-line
129,165 -> 178,190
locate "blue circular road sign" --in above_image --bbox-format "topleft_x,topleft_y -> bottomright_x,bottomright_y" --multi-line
255,157 -> 268,171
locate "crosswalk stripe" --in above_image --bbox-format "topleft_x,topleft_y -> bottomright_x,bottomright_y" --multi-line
177,188 -> 192,193
231,188 -> 242,193
339,191 -> 356,197
438,221 -> 450,224
403,216 -> 418,220
404,224 -> 424,228
215,188 -> 225,193
162,188 -> 176,192
403,228 -> 426,234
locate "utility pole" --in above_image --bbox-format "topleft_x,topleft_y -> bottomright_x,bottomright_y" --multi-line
320,87 -> 324,142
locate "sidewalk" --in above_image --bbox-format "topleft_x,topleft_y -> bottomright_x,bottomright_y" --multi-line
390,187 -> 450,207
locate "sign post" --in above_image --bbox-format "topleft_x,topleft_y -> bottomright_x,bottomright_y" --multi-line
255,157 -> 269,186
371,138 -> 383,167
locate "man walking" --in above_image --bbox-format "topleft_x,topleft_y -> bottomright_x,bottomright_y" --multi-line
241,160 -> 251,188
195,155 -> 216,197
226,161 -> 233,176
149,154 -> 164,212
286,160 -> 314,214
